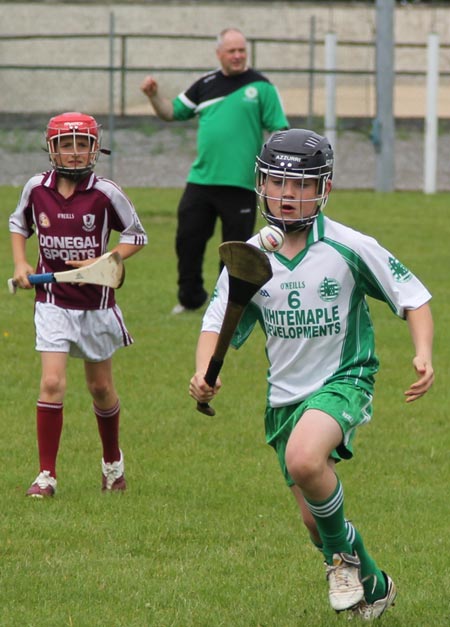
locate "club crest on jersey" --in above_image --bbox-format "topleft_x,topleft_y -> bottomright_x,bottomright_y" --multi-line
318,277 -> 341,302
244,86 -> 258,101
38,212 -> 51,228
82,214 -> 96,232
388,257 -> 412,282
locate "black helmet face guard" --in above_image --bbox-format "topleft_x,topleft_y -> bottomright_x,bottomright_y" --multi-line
256,159 -> 332,233
255,129 -> 334,233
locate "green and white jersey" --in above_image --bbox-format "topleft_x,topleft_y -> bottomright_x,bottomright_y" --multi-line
172,68 -> 289,190
202,213 -> 431,407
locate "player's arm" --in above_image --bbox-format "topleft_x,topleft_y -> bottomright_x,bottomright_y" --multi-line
189,331 -> 222,403
10,232 -> 34,289
404,302 -> 434,402
140,75 -> 174,121
65,244 -> 145,271
109,243 -> 145,260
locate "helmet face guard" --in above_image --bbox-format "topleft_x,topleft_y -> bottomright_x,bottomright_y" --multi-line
255,129 -> 334,233
46,112 -> 101,179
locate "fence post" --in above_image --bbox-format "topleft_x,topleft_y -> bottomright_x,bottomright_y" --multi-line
108,11 -> 115,181
325,32 -> 337,153
374,0 -> 395,192
307,16 -> 316,127
120,35 -> 127,117
424,32 -> 439,194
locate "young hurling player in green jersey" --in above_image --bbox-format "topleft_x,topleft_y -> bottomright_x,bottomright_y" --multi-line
189,129 -> 434,619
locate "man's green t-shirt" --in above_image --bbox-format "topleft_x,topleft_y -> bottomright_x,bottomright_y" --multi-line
172,68 -> 289,191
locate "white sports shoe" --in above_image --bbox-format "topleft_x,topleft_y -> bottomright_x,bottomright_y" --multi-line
26,470 -> 57,498
102,450 -> 126,491
350,572 -> 397,620
326,552 -> 364,611
171,303 -> 186,315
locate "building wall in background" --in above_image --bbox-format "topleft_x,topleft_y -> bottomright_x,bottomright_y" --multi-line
1,2 -> 449,117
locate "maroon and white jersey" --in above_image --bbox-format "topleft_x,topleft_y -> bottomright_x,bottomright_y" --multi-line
9,170 -> 147,310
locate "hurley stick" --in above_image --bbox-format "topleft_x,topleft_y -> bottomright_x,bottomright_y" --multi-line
7,252 -> 125,294
197,241 -> 272,416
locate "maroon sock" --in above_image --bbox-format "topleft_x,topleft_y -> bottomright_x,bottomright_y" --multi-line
94,400 -> 120,463
36,401 -> 63,478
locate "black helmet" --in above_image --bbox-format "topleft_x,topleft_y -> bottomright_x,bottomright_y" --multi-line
256,129 -> 334,232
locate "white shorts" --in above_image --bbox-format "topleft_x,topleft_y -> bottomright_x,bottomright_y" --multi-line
34,302 -> 134,362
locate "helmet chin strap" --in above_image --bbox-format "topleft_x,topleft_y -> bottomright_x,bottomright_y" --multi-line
264,198 -> 319,233
55,166 -> 92,181
267,214 -> 310,233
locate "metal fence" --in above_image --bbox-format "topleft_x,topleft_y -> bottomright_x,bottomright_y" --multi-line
3,27 -> 450,190
2,29 -> 450,119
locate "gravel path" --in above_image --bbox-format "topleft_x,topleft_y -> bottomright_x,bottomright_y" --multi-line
1,115 -> 447,191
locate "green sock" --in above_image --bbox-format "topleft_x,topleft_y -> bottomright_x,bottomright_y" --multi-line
304,478 -> 352,564
345,521 -> 387,603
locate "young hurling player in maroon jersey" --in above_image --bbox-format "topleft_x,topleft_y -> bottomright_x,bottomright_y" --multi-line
9,112 -> 148,497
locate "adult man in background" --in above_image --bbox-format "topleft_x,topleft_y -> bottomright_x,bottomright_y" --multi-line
141,27 -> 289,314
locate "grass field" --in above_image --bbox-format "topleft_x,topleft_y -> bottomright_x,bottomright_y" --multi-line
0,186 -> 449,627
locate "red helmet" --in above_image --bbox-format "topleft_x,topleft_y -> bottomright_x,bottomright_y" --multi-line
46,112 -> 102,178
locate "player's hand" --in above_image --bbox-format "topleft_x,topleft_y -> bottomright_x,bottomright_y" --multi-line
404,356 -> 434,402
13,261 -> 35,289
63,258 -> 96,286
189,372 -> 222,403
64,258 -> 96,269
140,76 -> 158,98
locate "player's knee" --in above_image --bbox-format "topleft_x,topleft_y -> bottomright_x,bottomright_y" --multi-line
40,374 -> 65,398
286,449 -> 323,488
88,380 -> 113,403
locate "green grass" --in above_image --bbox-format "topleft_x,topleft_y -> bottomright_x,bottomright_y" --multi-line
1,187 -> 449,626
